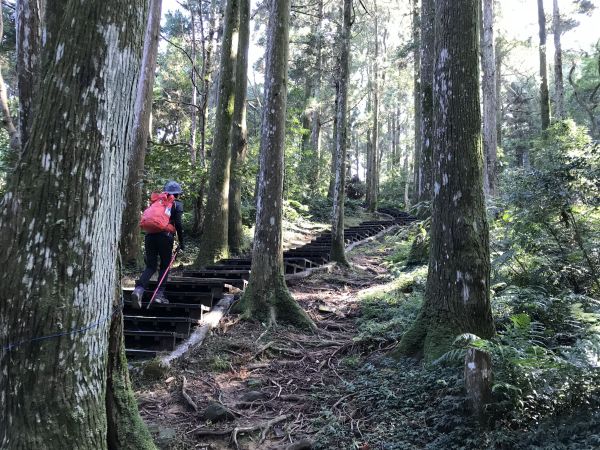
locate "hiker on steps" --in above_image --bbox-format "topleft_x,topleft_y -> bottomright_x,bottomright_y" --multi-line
131,181 -> 185,309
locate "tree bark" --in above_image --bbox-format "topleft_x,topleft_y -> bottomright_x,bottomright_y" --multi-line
234,0 -> 314,330
0,0 -> 20,156
190,5 -> 198,167
120,0 -> 163,268
396,0 -> 495,362
416,0 -> 434,208
106,263 -> 155,450
537,0 -> 551,130
0,1 -> 152,448
228,0 -> 250,255
481,0 -> 497,196
196,0 -> 240,265
403,147 -> 411,209
330,0 -> 352,266
495,36 -> 503,147
16,0 -> 42,151
411,0 -> 421,205
552,0 -> 565,120
367,4 -> 379,213
310,0 -> 324,186
192,0 -> 218,235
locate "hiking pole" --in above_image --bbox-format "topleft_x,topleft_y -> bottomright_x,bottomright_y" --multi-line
146,246 -> 179,310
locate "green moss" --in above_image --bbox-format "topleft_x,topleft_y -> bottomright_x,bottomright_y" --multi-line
107,323 -> 157,450
208,355 -> 231,372
423,322 -> 462,363
330,244 -> 350,267
406,229 -> 429,266
235,274 -> 316,330
108,370 -> 157,450
141,358 -> 169,381
392,311 -> 428,358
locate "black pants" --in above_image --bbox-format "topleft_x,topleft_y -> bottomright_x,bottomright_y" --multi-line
136,232 -> 174,289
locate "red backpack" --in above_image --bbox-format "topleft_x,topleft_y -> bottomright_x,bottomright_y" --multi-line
140,192 -> 176,234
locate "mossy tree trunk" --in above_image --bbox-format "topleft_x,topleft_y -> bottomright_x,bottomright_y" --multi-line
0,0 -> 20,155
196,0 -> 239,266
415,0 -> 434,208
366,5 -> 379,213
15,0 -> 42,152
552,0 -> 565,120
310,0 -> 324,186
228,0 -> 250,255
120,0 -> 163,268
495,36 -> 504,147
106,267 -> 155,450
411,0 -> 421,205
537,0 -> 551,130
0,1 -> 153,448
235,0 -> 315,331
481,0 -> 497,196
330,0 -> 352,266
192,0 -> 218,234
396,0 -> 495,363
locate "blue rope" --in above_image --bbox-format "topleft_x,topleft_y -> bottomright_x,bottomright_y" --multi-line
1,297 -> 124,353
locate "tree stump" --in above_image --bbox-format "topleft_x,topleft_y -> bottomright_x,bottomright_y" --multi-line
464,348 -> 492,421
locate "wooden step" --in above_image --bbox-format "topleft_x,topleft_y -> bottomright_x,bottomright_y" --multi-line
124,330 -> 185,351
123,299 -> 208,320
122,287 -> 216,306
124,315 -> 194,335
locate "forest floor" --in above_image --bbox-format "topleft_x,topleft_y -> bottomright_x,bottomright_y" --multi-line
131,220 -> 407,450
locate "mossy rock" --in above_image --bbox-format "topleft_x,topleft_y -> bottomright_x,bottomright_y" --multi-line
406,231 -> 430,267
203,402 -> 235,422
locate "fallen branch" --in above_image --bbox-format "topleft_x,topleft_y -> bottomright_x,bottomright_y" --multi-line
181,376 -> 198,412
251,341 -> 274,359
161,295 -> 235,366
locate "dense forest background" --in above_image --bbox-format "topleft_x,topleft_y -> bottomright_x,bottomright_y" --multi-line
0,0 -> 599,448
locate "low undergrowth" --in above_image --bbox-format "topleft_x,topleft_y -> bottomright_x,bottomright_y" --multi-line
313,231 -> 600,450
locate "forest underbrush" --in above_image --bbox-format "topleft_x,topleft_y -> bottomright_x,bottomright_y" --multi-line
313,228 -> 600,449
131,191 -> 599,449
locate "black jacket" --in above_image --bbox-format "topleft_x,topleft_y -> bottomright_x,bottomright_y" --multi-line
170,200 -> 184,249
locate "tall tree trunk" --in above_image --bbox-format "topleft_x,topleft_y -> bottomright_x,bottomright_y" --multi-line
196,0 -> 240,266
228,0 -> 250,255
299,76 -> 312,178
310,0 -> 324,185
367,4 -> 379,213
0,0 -> 19,156
416,0 -> 434,208
120,0 -> 163,268
481,0 -> 497,196
0,1 -> 153,448
403,147 -> 411,209
537,0 -> 551,130
234,0 -> 314,330
190,6 -> 198,167
328,81 -> 340,200
552,0 -> 565,120
396,0 -> 495,362
331,0 -> 352,266
16,0 -> 42,151
411,0 -> 421,205
106,262 -> 154,450
193,0 -> 218,235
495,36 -> 503,147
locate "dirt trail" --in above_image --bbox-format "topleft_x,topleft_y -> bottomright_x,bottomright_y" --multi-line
134,233 -> 397,450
